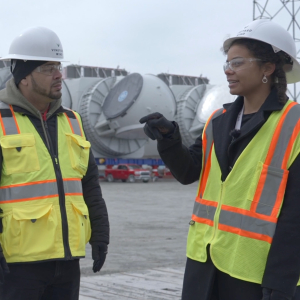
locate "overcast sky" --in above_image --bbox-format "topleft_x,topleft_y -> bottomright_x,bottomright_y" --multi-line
0,0 -> 298,86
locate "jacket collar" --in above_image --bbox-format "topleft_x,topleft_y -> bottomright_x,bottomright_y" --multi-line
12,104 -> 68,118
0,78 -> 63,119
212,89 -> 285,178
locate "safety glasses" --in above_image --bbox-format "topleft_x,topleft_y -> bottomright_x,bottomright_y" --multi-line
223,58 -> 262,72
34,64 -> 62,76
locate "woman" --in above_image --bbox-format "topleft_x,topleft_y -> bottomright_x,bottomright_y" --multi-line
139,19 -> 300,300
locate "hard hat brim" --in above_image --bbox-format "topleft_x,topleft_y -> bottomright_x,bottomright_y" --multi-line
0,54 -> 68,62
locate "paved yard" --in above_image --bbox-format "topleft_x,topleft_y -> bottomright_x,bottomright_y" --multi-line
79,179 -> 199,299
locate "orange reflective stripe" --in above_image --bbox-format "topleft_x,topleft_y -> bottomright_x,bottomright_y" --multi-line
65,113 -> 75,134
192,214 -> 214,227
0,194 -> 58,204
196,197 -> 218,207
0,113 -> 6,135
9,105 -> 20,134
251,102 -> 299,214
63,178 -> 81,182
281,118 -> 300,169
0,179 -> 57,189
73,112 -> 83,137
199,128 -> 208,197
222,204 -> 277,223
0,178 -> 82,203
0,178 -> 81,190
270,169 -> 289,218
265,102 -> 297,165
203,109 -> 219,133
198,108 -> 224,198
199,144 -> 213,198
218,224 -> 273,244
250,165 -> 268,212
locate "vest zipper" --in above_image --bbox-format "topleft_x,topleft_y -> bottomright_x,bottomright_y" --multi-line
43,119 -> 72,260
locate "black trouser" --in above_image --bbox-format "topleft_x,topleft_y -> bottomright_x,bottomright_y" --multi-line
181,252 -> 300,300
0,259 -> 80,300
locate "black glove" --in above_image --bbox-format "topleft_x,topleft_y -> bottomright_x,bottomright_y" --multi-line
0,243 -> 9,284
262,288 -> 292,300
91,242 -> 108,273
139,112 -> 175,141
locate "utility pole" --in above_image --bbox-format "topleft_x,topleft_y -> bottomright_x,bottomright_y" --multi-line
253,0 -> 300,102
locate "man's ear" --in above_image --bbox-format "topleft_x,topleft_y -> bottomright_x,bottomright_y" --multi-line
19,77 -> 29,87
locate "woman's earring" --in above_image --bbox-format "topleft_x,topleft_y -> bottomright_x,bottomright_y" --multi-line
262,75 -> 268,83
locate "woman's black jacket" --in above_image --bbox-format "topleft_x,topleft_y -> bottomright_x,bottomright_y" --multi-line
157,89 -> 300,297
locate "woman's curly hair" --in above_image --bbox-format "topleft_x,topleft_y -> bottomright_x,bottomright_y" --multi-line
224,39 -> 289,104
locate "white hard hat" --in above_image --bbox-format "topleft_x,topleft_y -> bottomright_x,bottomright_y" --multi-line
223,19 -> 300,84
0,26 -> 67,62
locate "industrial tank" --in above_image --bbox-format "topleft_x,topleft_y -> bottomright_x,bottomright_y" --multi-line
169,84 -> 208,147
0,67 -> 12,90
62,73 -> 177,158
189,84 -> 236,139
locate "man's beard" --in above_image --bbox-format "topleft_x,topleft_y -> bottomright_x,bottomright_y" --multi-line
30,75 -> 62,100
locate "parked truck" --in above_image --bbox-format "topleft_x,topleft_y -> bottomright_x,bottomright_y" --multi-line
105,164 -> 151,183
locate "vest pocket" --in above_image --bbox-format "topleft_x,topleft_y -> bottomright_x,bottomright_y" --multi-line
0,134 -> 40,175
247,162 -> 289,216
68,200 -> 91,251
65,133 -> 91,176
2,204 -> 57,258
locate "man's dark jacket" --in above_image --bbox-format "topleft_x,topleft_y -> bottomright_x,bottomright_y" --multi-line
157,89 -> 300,298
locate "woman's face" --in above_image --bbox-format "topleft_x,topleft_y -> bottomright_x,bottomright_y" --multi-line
225,44 -> 265,97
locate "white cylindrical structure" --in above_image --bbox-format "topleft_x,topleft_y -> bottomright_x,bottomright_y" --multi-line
170,84 -> 207,147
0,67 -> 12,90
62,73 -> 176,158
189,84 -> 236,139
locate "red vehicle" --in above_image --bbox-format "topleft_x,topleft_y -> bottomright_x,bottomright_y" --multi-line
151,166 -> 164,181
105,164 -> 151,183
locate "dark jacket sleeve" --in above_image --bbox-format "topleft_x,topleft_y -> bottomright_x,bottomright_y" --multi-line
82,149 -> 109,245
157,123 -> 203,185
262,153 -> 300,297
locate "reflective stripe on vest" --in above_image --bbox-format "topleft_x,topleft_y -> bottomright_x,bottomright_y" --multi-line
0,103 -> 82,137
250,102 -> 299,216
0,179 -> 83,204
0,104 -> 84,203
64,112 -> 83,136
0,103 -> 20,135
192,108 -> 224,225
193,102 -> 300,243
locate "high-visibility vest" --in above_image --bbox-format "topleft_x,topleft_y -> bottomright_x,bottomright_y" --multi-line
187,100 -> 300,284
0,103 -> 92,263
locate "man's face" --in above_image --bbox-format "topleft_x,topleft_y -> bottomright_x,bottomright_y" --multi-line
29,62 -> 63,102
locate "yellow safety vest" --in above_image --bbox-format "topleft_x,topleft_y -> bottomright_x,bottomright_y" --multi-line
0,103 -> 92,263
187,100 -> 300,284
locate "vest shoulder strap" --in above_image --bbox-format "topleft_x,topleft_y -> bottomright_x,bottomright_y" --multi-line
0,102 -> 19,135
202,108 -> 224,165
63,110 -> 83,136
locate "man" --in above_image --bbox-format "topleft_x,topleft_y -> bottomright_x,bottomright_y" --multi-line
0,26 -> 109,300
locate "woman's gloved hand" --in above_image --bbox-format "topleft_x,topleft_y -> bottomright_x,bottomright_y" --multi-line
139,112 -> 175,141
262,288 -> 292,300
